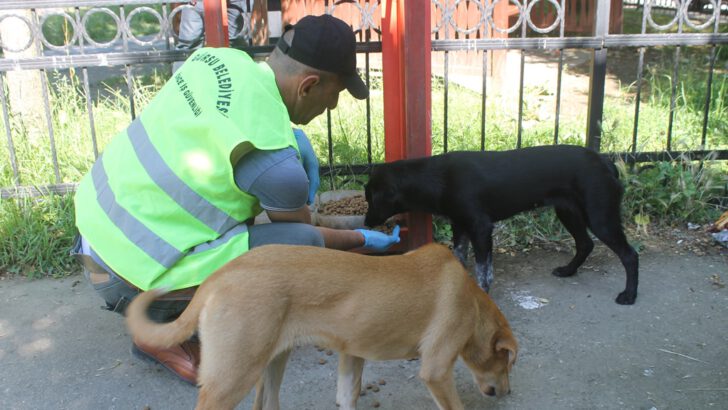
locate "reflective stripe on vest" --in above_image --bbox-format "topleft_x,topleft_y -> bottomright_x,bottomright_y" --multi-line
91,154 -> 183,269
188,223 -> 248,256
127,119 -> 239,235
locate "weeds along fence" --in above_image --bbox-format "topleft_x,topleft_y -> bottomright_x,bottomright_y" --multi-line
0,0 -> 726,200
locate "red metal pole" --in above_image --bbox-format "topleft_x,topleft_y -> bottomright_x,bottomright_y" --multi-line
381,0 -> 405,163
203,0 -> 229,47
381,0 -> 433,250
402,0 -> 433,249
403,0 -> 432,161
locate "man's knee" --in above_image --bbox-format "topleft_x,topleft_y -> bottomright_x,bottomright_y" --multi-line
295,223 -> 325,247
83,268 -> 138,315
83,268 -> 188,322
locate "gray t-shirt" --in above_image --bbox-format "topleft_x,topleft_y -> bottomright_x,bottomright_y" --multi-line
233,147 -> 309,211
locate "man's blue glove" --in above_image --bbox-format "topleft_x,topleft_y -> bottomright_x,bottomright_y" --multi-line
356,225 -> 401,252
293,128 -> 320,205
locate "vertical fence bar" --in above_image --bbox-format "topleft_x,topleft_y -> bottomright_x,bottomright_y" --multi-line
125,69 -> 136,120
666,9 -> 684,151
700,5 -> 720,148
700,45 -> 717,147
31,9 -> 60,184
120,5 -> 137,120
631,2 -> 649,155
39,68 -> 61,184
586,0 -> 611,151
365,29 -> 372,164
161,2 -> 171,50
443,48 -> 449,152
553,0 -> 566,144
326,108 -> 334,190
0,72 -> 20,185
481,49 -> 487,151
76,5 -> 98,159
516,0 -> 527,149
82,67 -> 99,159
442,3 -> 450,153
75,6 -> 84,51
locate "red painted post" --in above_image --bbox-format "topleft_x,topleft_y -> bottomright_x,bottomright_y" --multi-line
381,0 -> 405,163
203,0 -> 229,47
402,0 -> 433,249
403,0 -> 432,161
381,0 -> 433,250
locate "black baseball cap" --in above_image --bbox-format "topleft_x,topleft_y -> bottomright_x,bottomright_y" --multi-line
276,14 -> 368,100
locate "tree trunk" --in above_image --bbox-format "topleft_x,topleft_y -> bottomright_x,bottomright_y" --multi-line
0,9 -> 46,139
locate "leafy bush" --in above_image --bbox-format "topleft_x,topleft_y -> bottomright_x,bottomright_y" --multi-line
620,157 -> 727,226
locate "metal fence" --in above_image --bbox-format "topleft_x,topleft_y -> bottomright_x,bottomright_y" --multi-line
624,0 -> 727,12
0,0 -> 726,199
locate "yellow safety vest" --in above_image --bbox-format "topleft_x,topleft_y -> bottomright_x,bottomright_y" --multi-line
75,47 -> 298,291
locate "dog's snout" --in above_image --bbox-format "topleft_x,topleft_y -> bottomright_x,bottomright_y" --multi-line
484,386 -> 496,397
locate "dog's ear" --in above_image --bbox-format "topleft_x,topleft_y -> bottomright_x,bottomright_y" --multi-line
495,331 -> 518,368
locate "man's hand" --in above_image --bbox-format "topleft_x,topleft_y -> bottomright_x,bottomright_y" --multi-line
356,225 -> 401,252
293,128 -> 320,205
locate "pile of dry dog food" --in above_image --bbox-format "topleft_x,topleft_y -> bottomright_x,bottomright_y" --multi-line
318,194 -> 368,216
317,194 -> 398,234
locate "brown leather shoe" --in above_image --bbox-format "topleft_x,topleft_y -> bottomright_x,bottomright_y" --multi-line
132,339 -> 200,385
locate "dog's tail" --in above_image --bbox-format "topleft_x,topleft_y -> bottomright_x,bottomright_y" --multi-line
125,287 -> 203,349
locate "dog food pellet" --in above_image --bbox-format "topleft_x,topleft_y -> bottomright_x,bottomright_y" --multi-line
378,379 -> 386,386
316,345 -> 325,352
366,383 -> 374,390
326,349 -> 334,356
372,385 -> 380,392
318,358 -> 327,365
359,390 -> 366,396
372,401 -> 380,408
319,195 -> 368,216
371,220 -> 397,235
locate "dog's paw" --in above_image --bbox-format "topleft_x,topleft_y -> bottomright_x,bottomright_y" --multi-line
551,266 -> 576,277
615,291 -> 636,305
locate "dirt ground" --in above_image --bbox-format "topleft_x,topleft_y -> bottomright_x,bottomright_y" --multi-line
0,228 -> 726,410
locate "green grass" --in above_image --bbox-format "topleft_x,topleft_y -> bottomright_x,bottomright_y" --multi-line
0,194 -> 76,278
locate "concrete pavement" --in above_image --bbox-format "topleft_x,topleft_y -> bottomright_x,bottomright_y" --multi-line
1,238 -> 726,409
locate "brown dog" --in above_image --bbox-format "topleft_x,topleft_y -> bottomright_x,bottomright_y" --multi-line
126,243 -> 518,410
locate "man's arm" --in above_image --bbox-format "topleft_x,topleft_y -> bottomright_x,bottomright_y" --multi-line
317,225 -> 401,251
234,147 -> 310,219
235,148 -> 399,252
266,205 -> 312,225
315,226 -> 365,250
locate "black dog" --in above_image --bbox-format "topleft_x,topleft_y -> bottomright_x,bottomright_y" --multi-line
364,145 -> 639,305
